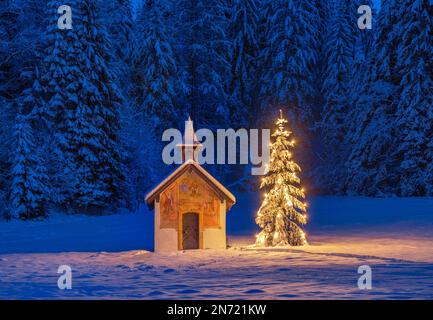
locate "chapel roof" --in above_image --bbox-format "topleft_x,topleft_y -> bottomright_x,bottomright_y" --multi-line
145,160 -> 236,210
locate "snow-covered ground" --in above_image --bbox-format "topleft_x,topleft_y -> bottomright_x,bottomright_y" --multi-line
1,195 -> 433,299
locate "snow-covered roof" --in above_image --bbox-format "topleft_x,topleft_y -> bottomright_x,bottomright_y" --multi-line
145,160 -> 236,210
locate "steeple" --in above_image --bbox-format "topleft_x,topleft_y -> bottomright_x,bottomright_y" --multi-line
177,116 -> 202,162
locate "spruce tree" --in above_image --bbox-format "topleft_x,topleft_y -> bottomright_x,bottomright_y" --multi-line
262,0 -> 316,111
228,0 -> 259,127
318,0 -> 357,192
69,0 -> 127,211
260,0 -> 319,192
344,0 -> 400,195
174,0 -> 230,128
42,0 -> 83,206
41,0 -> 127,211
133,0 -> 179,130
9,114 -> 48,220
393,0 -> 433,196
0,0 -> 20,101
342,0 -> 375,193
126,0 -> 180,203
101,0 -> 135,94
256,111 -> 307,247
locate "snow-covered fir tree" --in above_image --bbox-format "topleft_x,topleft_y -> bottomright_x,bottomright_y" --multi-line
41,0 -> 127,211
256,111 -> 307,247
101,0 -> 135,94
0,96 -> 11,217
261,0 -> 317,111
392,0 -> 433,196
317,0 -> 357,193
133,0 -> 179,130
67,0 -> 127,211
9,114 -> 48,220
310,0 -> 331,100
260,0 -> 319,193
341,0 -> 375,193
0,0 -> 21,102
222,0 -> 261,188
0,0 -> 49,110
174,0 -> 230,128
125,0 -> 180,204
228,0 -> 260,128
0,0 -> 18,213
42,0 -> 83,205
344,0 -> 399,195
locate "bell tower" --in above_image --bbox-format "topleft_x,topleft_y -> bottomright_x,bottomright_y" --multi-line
177,116 -> 202,162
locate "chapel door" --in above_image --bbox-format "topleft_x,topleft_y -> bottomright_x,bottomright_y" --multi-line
182,212 -> 199,250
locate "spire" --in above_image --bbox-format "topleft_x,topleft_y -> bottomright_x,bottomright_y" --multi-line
184,116 -> 199,146
177,116 -> 202,162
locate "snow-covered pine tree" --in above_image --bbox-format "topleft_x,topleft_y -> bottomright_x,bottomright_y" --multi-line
261,0 -> 317,111
66,0 -> 127,211
252,0 -> 272,116
0,95 -> 12,218
256,111 -> 307,247
16,0 -> 49,69
101,0 -> 135,94
228,0 -> 259,128
259,0 -> 319,193
222,0 -> 261,189
391,0 -> 433,196
317,0 -> 357,193
344,0 -> 406,196
174,0 -> 230,129
10,64 -> 50,220
9,114 -> 48,220
124,0 -> 180,204
41,0 -> 83,206
173,0 -> 235,185
0,1 -> 19,215
310,0 -> 331,101
133,0 -> 179,130
0,0 -> 49,114
0,0 -> 20,102
341,0 -> 375,193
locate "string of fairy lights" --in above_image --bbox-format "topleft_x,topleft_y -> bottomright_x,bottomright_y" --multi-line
255,110 -> 308,247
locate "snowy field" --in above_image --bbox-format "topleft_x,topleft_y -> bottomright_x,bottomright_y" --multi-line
1,194 -> 433,299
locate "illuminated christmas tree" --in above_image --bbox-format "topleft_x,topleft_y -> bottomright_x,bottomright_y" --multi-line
255,110 -> 308,246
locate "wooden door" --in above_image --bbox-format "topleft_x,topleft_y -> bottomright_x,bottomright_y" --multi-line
182,212 -> 199,250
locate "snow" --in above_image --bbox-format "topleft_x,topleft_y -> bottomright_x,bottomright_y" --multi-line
145,160 -> 236,208
1,194 -> 433,299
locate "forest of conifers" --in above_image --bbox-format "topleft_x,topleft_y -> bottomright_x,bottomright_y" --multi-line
0,0 -> 432,219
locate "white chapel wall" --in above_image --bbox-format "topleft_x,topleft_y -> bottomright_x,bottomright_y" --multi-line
154,200 -> 178,252
203,200 -> 227,249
